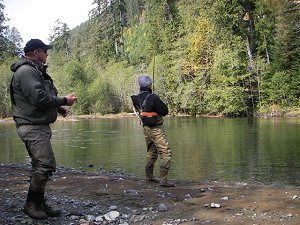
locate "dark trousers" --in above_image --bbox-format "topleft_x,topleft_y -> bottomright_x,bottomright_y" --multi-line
17,124 -> 56,193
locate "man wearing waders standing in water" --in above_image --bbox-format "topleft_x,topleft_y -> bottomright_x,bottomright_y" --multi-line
131,74 -> 175,187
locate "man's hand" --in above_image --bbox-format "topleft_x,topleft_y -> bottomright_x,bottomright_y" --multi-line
65,93 -> 77,106
58,106 -> 69,117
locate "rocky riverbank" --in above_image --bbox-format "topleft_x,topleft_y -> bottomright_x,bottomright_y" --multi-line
0,163 -> 299,225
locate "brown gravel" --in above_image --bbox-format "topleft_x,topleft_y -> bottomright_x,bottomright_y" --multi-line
0,163 -> 299,225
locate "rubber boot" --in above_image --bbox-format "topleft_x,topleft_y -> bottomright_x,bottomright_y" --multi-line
23,189 -> 47,220
159,169 -> 175,187
145,164 -> 159,183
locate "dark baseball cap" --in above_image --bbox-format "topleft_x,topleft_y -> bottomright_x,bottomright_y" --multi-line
24,39 -> 53,53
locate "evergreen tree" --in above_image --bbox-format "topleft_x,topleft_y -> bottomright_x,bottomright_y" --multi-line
12,0 -> 299,117
49,20 -> 71,60
0,0 -> 10,61
0,0 -> 23,118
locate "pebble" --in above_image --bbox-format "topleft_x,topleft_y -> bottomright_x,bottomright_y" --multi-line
2,163 -> 297,225
84,215 -> 95,221
184,194 -> 192,199
95,215 -> 104,222
109,205 -> 118,210
104,210 -> 120,221
210,203 -> 221,208
159,203 -> 169,212
123,189 -> 139,196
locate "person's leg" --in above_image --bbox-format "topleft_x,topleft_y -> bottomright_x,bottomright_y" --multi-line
17,125 -> 61,219
150,126 -> 175,187
143,126 -> 159,182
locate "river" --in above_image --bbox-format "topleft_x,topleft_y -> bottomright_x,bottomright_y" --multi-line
1,117 -> 299,186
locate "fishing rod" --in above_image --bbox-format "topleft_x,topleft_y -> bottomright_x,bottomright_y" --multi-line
152,54 -> 155,92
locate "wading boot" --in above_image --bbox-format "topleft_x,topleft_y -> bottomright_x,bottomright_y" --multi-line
23,202 -> 48,220
41,198 -> 61,217
146,165 -> 159,183
23,189 -> 47,220
159,169 -> 175,187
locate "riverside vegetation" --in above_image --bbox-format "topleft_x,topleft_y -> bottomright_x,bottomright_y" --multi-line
1,1 -> 300,224
0,0 -> 300,119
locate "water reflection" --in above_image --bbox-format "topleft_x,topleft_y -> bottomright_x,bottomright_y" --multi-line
0,117 -> 299,185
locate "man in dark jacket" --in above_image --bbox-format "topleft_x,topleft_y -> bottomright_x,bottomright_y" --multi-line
136,74 -> 175,187
10,39 -> 77,220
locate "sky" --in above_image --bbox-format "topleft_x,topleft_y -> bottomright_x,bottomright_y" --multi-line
3,0 -> 94,47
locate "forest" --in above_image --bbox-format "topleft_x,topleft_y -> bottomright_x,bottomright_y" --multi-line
0,0 -> 300,118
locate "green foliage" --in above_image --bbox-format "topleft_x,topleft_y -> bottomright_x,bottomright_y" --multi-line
0,1 -> 22,61
177,0 -> 202,34
145,0 -> 181,54
207,41 -> 249,116
49,20 -> 71,61
186,13 -> 216,73
204,0 -> 245,37
123,25 -> 151,65
252,0 -> 276,60
270,0 -> 300,72
88,78 -> 121,114
85,61 -> 138,114
205,85 -> 248,116
0,57 -> 16,118
49,58 -> 96,115
1,0 -> 300,118
268,71 -> 300,106
174,74 -> 207,116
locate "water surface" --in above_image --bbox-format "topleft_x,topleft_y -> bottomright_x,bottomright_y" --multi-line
1,117 -> 299,185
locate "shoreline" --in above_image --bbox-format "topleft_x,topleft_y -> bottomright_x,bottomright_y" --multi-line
2,110 -> 300,125
0,163 -> 299,224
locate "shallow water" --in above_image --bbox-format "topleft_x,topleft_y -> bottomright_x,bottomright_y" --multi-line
1,117 -> 299,185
